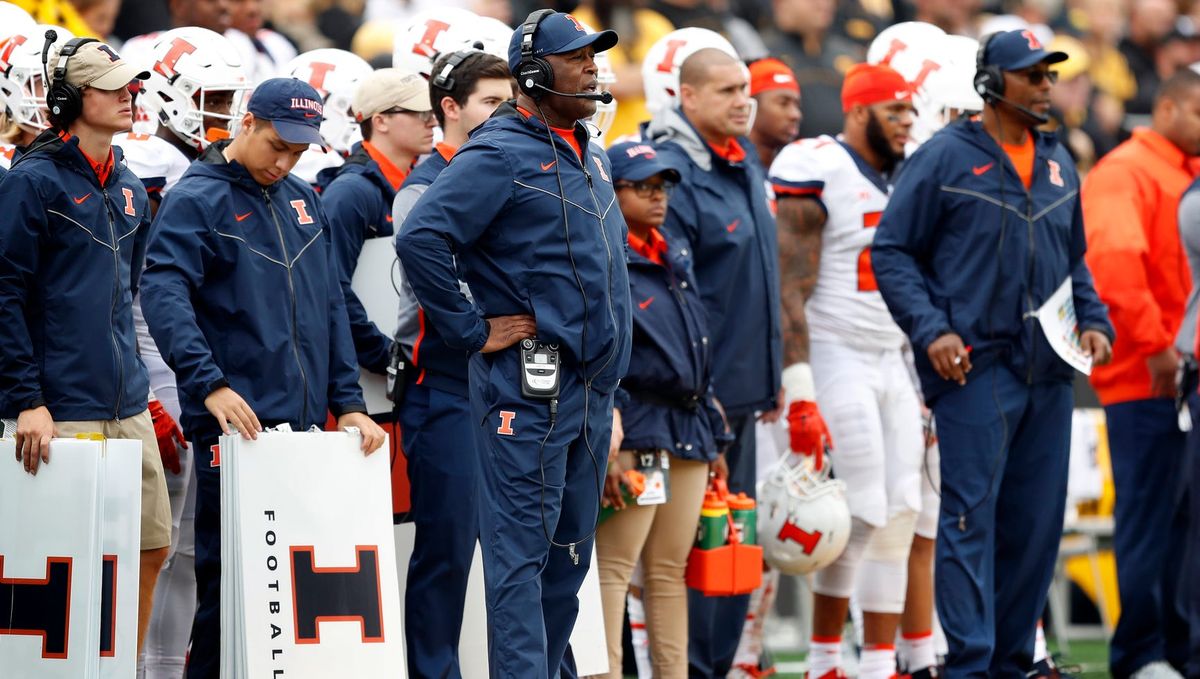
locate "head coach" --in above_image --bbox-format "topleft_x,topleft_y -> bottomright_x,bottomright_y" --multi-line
395,10 -> 631,676
871,30 -> 1113,675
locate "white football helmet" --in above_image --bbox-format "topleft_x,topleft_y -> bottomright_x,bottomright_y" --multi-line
0,3 -> 35,43
139,27 -> 251,151
868,22 -> 951,146
757,454 -> 852,576
284,49 -> 373,154
393,7 -> 482,79
642,27 -> 740,118
0,25 -> 74,132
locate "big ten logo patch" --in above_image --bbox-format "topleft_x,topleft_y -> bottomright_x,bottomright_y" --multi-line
290,546 -> 384,644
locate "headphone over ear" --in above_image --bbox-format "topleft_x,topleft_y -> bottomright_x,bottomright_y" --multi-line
432,49 -> 476,91
516,9 -> 555,99
973,32 -> 1003,103
47,36 -> 99,127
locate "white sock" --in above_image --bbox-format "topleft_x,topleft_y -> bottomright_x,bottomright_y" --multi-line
860,644 -> 897,679
627,591 -> 653,679
898,631 -> 936,673
807,637 -> 843,678
1033,622 -> 1048,663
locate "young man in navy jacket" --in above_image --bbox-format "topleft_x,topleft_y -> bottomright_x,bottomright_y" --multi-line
140,78 -> 386,679
0,37 -> 173,652
323,68 -> 435,377
645,47 -> 783,678
396,12 -> 632,676
391,49 -> 514,679
872,31 -> 1114,677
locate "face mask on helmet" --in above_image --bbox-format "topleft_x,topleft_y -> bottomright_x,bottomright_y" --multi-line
0,25 -> 76,133
756,455 -> 852,576
141,27 -> 251,150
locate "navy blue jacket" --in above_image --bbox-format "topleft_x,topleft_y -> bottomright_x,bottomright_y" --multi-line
321,142 -> 397,375
873,120 -> 1113,403
397,103 -> 632,394
618,230 -> 732,461
392,148 -> 472,396
0,131 -> 151,420
141,141 -> 366,439
646,109 -> 783,416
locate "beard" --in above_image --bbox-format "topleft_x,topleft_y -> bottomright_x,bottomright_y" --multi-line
866,110 -> 904,172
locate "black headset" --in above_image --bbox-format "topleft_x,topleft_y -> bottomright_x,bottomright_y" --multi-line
431,49 -> 477,91
973,32 -> 1002,103
47,36 -> 98,127
516,9 -> 555,98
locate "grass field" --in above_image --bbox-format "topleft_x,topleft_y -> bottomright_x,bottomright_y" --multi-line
764,639 -> 1111,678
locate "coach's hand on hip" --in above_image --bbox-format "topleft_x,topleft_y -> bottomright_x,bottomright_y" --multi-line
205,386 -> 262,440
14,406 -> 55,475
337,412 -> 387,454
481,314 -> 537,353
929,333 -> 972,385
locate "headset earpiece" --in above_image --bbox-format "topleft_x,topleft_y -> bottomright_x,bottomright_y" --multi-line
47,37 -> 98,128
973,33 -> 1003,103
432,50 -> 475,92
517,9 -> 555,99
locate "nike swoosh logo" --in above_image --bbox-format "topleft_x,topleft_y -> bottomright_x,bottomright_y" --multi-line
725,219 -> 740,233
386,215 -> 394,223
973,163 -> 994,176
235,211 -> 252,222
73,193 -> 92,205
638,296 -> 654,310
304,113 -> 318,118
541,161 -> 556,171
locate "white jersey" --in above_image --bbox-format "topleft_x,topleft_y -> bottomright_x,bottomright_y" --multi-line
120,33 -> 163,134
113,132 -> 191,197
769,135 -> 906,350
0,142 -> 16,170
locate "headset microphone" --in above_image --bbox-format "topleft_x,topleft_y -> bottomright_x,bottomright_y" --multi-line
529,81 -> 613,104
981,87 -> 1049,125
41,29 -> 56,84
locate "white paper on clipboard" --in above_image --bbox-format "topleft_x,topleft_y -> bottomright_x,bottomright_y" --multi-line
1032,277 -> 1093,376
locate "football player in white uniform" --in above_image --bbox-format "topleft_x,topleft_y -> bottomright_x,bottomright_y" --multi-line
0,1 -> 35,168
0,25 -> 73,166
225,0 -> 297,83
283,48 -> 373,188
768,62 -> 922,679
113,27 -> 250,679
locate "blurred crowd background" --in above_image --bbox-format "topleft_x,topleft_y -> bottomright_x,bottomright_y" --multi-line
9,0 -> 1195,179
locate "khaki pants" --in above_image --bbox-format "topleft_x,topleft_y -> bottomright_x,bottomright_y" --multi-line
57,409 -> 172,550
594,453 -> 709,679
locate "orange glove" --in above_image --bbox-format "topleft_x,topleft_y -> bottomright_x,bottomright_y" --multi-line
787,400 -> 832,467
149,400 -> 187,474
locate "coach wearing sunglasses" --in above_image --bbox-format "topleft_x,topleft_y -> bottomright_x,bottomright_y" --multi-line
873,29 -> 1113,677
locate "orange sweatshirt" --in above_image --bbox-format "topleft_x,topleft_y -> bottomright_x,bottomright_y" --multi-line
1082,128 -> 1195,404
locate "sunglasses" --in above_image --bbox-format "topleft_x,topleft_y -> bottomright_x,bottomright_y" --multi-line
1012,69 -> 1059,86
382,107 -> 435,123
615,180 -> 676,198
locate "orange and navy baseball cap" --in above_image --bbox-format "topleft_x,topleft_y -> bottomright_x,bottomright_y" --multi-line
980,29 -> 1067,72
841,63 -> 911,112
507,12 -> 618,75
246,78 -> 325,146
749,58 -> 799,97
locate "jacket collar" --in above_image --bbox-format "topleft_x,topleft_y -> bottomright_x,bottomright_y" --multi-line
22,128 -> 127,189
489,100 -> 592,159
645,107 -> 753,173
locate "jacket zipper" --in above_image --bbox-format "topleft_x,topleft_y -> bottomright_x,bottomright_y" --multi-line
102,188 -> 124,421
1025,198 -> 1036,385
581,163 -> 620,389
263,188 -> 310,426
